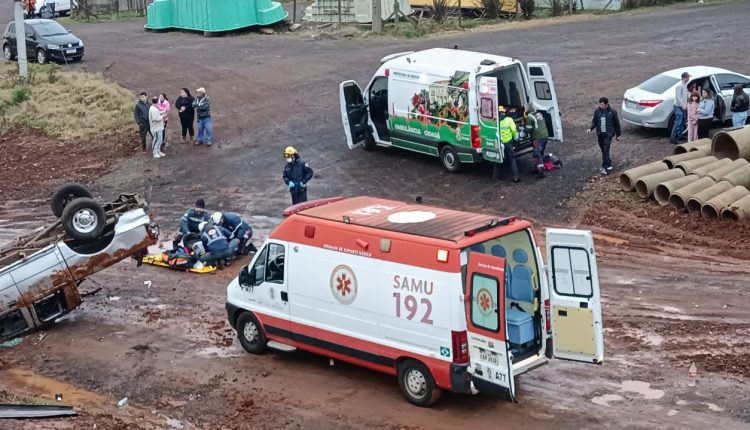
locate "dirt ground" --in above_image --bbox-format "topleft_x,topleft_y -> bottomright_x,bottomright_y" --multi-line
1,1 -> 750,429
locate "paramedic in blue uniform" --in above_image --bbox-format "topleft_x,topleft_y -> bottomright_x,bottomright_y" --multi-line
211,211 -> 257,255
198,222 -> 239,268
174,198 -> 211,250
282,146 -> 314,205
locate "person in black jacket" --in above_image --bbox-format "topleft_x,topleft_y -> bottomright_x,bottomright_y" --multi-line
282,146 -> 314,205
587,97 -> 621,175
174,88 -> 195,143
730,84 -> 749,128
133,91 -> 151,152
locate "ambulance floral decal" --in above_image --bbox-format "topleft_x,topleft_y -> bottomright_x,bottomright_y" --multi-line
330,265 -> 358,305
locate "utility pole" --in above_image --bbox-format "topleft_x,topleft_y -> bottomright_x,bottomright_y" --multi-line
13,0 -> 28,79
371,0 -> 382,33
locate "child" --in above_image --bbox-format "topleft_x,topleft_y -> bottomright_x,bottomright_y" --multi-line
157,93 -> 171,148
686,91 -> 700,142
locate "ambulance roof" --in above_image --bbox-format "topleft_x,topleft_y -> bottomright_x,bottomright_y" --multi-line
383,48 -> 517,74
292,196 -> 524,244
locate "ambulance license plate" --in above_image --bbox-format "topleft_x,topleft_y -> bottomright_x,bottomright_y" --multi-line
480,350 -> 499,366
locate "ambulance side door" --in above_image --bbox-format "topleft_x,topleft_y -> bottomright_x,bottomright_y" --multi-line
240,242 -> 291,336
545,228 -> 604,364
339,81 -> 368,149
526,63 -> 563,142
464,252 -> 515,401
477,75 -> 503,164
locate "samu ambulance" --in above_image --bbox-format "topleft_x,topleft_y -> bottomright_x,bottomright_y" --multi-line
226,196 -> 603,406
339,48 -> 563,173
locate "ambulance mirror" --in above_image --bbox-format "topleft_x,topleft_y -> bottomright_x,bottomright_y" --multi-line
239,266 -> 252,288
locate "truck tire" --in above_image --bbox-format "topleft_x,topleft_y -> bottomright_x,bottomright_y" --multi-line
237,312 -> 268,354
61,198 -> 106,243
439,145 -> 462,173
397,359 -> 442,407
52,183 -> 93,218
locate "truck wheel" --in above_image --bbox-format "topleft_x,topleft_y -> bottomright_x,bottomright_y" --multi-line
237,312 -> 268,354
397,359 -> 442,407
51,183 -> 93,218
439,145 -> 462,173
61,197 -> 106,243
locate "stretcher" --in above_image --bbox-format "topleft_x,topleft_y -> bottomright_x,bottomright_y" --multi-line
141,252 -> 217,274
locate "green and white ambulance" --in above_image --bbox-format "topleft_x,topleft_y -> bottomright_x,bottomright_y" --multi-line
339,48 -> 563,172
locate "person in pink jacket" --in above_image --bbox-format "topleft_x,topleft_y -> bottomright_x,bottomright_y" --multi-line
686,91 -> 700,142
157,93 -> 171,148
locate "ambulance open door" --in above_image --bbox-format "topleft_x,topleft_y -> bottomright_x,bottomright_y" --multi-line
545,228 -> 604,364
526,63 -> 563,142
464,252 -> 515,401
339,81 -> 368,149
476,75 -> 503,164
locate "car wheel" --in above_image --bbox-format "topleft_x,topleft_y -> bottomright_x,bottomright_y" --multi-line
3,44 -> 14,61
397,359 -> 442,407
236,312 -> 268,354
61,197 -> 106,243
40,6 -> 53,19
439,145 -> 462,173
36,49 -> 47,64
52,183 -> 93,218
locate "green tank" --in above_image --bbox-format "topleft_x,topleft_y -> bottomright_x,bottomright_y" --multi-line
145,0 -> 288,35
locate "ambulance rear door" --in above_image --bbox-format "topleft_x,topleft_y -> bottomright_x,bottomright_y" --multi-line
526,62 -> 563,142
339,81 -> 368,149
476,75 -> 503,164
464,252 -> 514,400
545,228 -> 604,364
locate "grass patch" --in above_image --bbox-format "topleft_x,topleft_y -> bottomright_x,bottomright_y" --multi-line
0,62 -> 135,139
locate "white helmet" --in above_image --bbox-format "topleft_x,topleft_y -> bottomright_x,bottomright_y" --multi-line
198,222 -> 207,232
211,211 -> 223,224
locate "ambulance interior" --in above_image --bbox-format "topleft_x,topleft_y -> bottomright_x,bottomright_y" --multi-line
477,64 -> 534,154
466,229 -> 542,363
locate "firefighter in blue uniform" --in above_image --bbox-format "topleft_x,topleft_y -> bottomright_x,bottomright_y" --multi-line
211,211 -> 256,255
198,221 -> 239,269
282,146 -> 314,205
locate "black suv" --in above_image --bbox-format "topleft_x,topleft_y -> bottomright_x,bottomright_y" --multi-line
3,19 -> 83,64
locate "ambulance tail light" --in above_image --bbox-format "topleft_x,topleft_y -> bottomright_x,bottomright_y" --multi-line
544,299 -> 551,333
452,330 -> 469,363
470,125 -> 481,149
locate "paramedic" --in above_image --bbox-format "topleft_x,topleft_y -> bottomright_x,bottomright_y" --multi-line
174,198 -> 211,249
587,97 -> 621,175
524,103 -> 549,179
198,222 -> 239,268
496,106 -> 520,183
211,211 -> 257,255
283,146 -> 314,205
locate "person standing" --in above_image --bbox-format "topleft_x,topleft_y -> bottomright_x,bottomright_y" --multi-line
149,96 -> 165,159
730,84 -> 749,128
686,91 -> 700,142
587,97 -> 621,175
671,72 -> 690,145
175,88 -> 195,143
193,87 -> 212,146
283,146 -> 314,205
133,92 -> 151,152
157,93 -> 171,148
697,88 -> 715,139
495,106 -> 520,182
524,103 -> 549,179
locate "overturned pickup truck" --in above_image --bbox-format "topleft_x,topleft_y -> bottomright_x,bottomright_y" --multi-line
0,184 -> 159,341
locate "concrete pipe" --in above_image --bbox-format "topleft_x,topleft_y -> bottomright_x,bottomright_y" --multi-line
669,177 -> 716,210
701,186 -> 750,219
705,158 -> 750,181
635,169 -> 685,199
675,156 -> 718,175
691,158 -> 733,177
663,148 -> 711,169
655,174 -> 700,206
719,164 -> 750,188
720,194 -> 750,221
686,181 -> 733,213
711,126 -> 750,160
672,138 -> 711,155
619,160 -> 669,192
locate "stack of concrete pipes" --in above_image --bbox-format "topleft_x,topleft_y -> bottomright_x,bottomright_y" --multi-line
619,125 -> 750,221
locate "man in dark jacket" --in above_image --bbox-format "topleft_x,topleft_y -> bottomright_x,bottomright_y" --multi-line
198,222 -> 239,269
587,97 -> 621,175
524,103 -> 549,179
134,92 -> 151,152
173,198 -> 211,250
283,146 -> 314,205
193,87 -> 212,146
211,211 -> 256,255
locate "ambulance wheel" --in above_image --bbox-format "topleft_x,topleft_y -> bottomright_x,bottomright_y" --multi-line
237,312 -> 267,354
439,145 -> 462,173
397,359 -> 442,407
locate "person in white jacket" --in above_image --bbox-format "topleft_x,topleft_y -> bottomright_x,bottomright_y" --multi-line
149,97 -> 166,159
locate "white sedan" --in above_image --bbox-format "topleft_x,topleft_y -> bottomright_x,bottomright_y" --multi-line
621,66 -> 750,131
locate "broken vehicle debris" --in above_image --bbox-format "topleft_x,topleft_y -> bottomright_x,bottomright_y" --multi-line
0,183 -> 159,341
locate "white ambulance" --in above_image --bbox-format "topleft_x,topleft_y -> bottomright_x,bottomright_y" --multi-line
339,48 -> 563,172
226,197 -> 603,406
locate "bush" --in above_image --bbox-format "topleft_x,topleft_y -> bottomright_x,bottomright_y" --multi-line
481,0 -> 501,19
547,0 -> 577,16
10,85 -> 30,105
519,0 -> 536,18
430,0 -> 450,23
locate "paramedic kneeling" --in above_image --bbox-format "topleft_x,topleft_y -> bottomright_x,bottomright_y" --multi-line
211,211 -> 256,255
283,146 -> 314,205
495,106 -> 520,183
198,222 -> 239,268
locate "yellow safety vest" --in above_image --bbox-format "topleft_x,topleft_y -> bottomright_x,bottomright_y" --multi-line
499,117 -> 517,144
